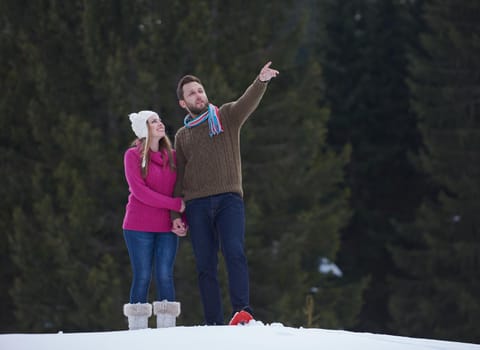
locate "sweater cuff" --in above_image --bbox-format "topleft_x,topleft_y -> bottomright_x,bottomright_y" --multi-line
172,197 -> 183,212
256,76 -> 269,84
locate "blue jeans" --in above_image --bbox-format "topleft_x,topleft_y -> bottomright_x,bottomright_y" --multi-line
123,230 -> 178,303
186,192 -> 250,325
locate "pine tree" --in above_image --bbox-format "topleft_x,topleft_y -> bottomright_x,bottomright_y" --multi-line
319,0 -> 426,332
235,2 -> 366,326
7,1 -> 126,331
2,0 -> 374,331
0,0 -> 37,331
389,0 -> 480,343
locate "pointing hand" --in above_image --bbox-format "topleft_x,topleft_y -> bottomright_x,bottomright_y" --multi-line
259,61 -> 279,82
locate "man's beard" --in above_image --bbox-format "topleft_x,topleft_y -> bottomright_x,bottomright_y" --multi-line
187,100 -> 209,116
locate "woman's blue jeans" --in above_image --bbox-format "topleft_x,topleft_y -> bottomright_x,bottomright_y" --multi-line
123,230 -> 178,303
186,192 -> 250,325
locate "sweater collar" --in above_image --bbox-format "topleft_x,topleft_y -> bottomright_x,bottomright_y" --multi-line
135,144 -> 169,167
149,149 -> 168,167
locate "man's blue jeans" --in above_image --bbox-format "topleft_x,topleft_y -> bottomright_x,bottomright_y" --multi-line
123,230 -> 178,303
186,192 -> 250,325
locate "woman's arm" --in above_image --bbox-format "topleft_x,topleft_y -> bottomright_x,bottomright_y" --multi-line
124,149 -> 183,212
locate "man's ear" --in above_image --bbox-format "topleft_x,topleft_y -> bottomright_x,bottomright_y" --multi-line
179,100 -> 186,109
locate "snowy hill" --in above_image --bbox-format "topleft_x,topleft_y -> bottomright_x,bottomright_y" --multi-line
1,321 -> 479,350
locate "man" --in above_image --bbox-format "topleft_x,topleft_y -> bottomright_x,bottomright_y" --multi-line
172,62 -> 279,325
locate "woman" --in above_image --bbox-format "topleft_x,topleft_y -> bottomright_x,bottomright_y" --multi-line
122,110 -> 187,330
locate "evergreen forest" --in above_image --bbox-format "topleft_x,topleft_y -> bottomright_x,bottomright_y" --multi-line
1,0 -> 479,344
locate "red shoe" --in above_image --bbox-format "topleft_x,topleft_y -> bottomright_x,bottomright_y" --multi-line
229,310 -> 254,325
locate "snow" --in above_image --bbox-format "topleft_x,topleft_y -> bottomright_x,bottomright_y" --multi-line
1,321 -> 479,350
318,257 -> 343,277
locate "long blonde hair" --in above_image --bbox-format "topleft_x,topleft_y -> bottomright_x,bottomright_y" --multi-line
131,127 -> 176,178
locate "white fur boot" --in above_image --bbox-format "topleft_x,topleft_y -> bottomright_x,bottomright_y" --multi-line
153,300 -> 181,328
123,303 -> 152,330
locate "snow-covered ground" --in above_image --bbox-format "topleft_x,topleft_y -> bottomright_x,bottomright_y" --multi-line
1,321 -> 479,350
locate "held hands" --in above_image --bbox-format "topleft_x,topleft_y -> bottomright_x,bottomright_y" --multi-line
172,218 -> 187,237
172,199 -> 187,237
258,61 -> 279,82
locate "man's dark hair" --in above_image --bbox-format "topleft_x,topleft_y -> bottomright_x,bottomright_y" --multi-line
176,75 -> 202,100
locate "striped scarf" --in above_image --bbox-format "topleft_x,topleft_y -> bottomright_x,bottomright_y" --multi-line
184,104 -> 223,137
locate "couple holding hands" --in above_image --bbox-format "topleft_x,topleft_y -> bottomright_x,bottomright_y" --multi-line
122,62 -> 279,329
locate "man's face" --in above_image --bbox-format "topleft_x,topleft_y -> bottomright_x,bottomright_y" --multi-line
179,81 -> 209,115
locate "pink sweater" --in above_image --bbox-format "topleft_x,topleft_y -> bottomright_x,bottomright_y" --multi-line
122,146 -> 182,232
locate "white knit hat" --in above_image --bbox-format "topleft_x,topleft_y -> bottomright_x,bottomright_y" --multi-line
128,110 -> 158,138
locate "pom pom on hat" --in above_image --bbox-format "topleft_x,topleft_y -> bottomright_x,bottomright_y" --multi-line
129,110 -> 158,139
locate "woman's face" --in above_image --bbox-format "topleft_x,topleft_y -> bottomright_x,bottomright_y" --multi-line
147,115 -> 165,139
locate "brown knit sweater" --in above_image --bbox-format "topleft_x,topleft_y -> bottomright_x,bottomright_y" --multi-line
173,77 -> 268,203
